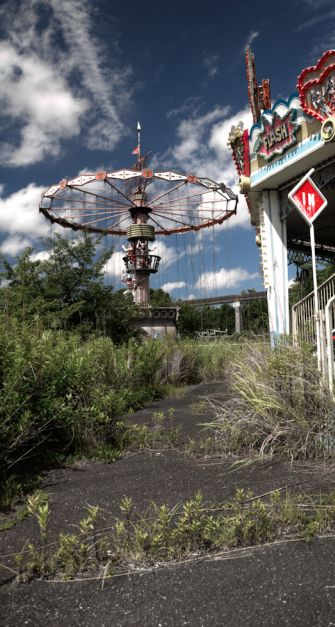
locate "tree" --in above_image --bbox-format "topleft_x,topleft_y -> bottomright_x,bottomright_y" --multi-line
0,233 -> 136,343
289,262 -> 335,307
149,288 -> 173,306
176,302 -> 202,337
239,290 -> 268,334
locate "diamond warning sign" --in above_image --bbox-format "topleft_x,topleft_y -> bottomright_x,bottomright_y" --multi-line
288,171 -> 327,225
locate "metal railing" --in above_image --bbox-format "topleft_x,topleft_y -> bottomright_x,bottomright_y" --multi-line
325,296 -> 335,394
291,273 -> 335,346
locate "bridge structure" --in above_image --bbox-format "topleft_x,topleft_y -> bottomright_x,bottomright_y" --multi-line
183,291 -> 267,333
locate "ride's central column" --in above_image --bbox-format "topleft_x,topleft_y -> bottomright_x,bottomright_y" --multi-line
123,189 -> 160,305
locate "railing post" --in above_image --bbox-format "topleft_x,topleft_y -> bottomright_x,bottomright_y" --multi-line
325,296 -> 335,397
290,273 -> 335,355
319,310 -> 327,382
291,305 -> 297,342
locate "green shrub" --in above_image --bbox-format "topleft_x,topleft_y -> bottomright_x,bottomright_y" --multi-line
204,341 -> 335,460
0,320 -> 174,485
175,340 -> 242,383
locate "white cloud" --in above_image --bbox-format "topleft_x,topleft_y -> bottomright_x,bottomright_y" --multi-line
245,31 -> 259,49
296,11 -> 335,31
225,30 -> 260,74
202,53 -> 220,79
169,106 -> 231,169
155,240 -> 177,268
0,0 -> 133,165
161,281 -> 186,292
49,0 -> 133,151
302,0 -> 334,7
166,97 -> 204,119
195,267 -> 259,291
309,35 -> 335,61
1,235 -> 33,256
163,106 -> 253,230
0,42 -> 87,166
0,183 -> 49,240
103,250 -> 126,279
30,250 -> 51,262
288,278 -> 298,289
208,108 -> 251,158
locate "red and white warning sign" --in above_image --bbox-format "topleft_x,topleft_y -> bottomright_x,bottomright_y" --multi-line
288,169 -> 327,224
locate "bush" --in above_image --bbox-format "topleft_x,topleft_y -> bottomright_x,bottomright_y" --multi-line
176,340 -> 244,383
0,320 -> 174,481
204,341 -> 335,460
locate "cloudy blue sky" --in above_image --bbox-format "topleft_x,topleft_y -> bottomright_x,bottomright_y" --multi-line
0,0 -> 334,299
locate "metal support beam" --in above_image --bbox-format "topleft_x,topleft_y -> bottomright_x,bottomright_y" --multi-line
288,241 -> 335,266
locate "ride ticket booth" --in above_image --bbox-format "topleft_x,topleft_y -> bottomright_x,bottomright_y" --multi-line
229,48 -> 335,344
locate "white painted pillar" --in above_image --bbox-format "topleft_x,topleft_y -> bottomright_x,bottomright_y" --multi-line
260,190 -> 289,345
232,301 -> 242,334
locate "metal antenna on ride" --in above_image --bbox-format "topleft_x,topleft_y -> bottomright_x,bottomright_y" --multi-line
39,123 -> 238,337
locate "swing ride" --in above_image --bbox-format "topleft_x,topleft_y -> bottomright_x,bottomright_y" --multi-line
39,124 -> 238,335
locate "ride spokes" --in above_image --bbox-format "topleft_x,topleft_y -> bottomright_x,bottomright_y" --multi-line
39,125 -> 238,307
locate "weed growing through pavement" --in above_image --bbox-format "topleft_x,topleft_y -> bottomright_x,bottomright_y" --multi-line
15,491 -> 50,579
152,411 -> 165,425
184,436 -> 225,458
0,507 -> 29,532
10,487 -> 335,581
122,408 -> 180,451
87,444 -> 122,463
191,400 -> 206,415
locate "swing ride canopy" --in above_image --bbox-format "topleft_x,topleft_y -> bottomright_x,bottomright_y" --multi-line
39,169 -> 238,236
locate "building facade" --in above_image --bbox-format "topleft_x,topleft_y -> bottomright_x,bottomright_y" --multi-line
229,49 -> 335,343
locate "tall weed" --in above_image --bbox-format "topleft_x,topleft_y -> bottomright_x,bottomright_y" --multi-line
0,322 -> 248,493
15,488 -> 335,580
175,340 -> 242,382
204,342 -> 335,460
0,320 -> 173,482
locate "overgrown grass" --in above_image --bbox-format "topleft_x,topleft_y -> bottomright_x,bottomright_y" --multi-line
0,321 -> 238,504
203,341 -> 335,461
0,320 -> 172,501
10,487 -> 335,581
4,318 -> 330,505
175,340 -> 244,383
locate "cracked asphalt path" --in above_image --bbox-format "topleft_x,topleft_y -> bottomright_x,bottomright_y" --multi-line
1,382 -> 335,626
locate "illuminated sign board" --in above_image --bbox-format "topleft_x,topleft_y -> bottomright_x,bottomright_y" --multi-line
254,109 -> 299,161
298,49 -> 335,123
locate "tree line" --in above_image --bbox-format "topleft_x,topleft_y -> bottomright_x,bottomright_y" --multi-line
0,234 -> 269,339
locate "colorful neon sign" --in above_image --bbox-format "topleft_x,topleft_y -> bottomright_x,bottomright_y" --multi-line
298,50 -> 335,122
254,109 -> 299,161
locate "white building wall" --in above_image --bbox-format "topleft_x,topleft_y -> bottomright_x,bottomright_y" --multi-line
260,190 -> 290,343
